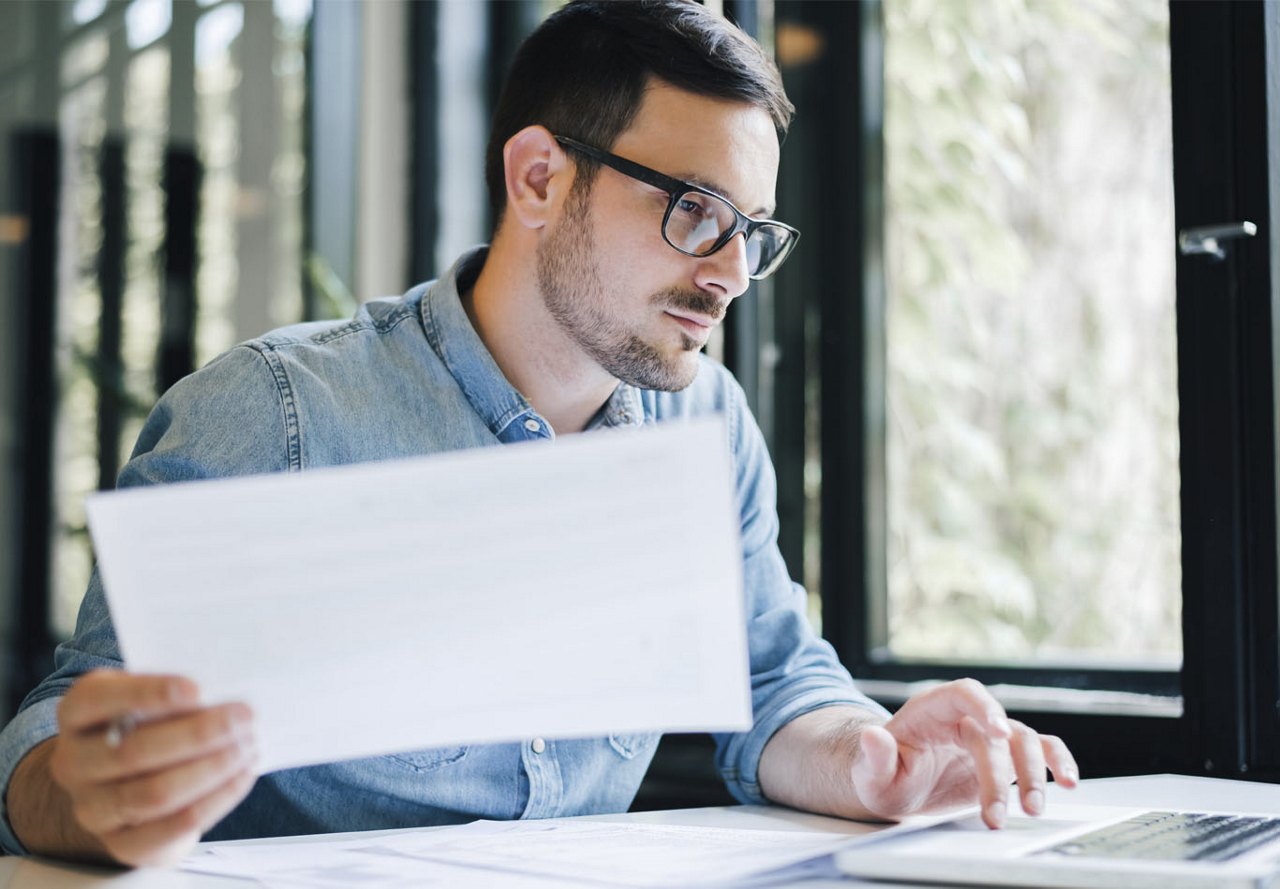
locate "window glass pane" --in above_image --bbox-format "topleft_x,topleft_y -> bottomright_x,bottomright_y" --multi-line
126,0 -> 171,51
882,0 -> 1179,666
61,31 -> 109,89
270,1 -> 308,328
69,0 -> 109,29
121,47 -> 169,460
194,0 -> 307,363
52,74 -> 107,636
38,3 -> 312,639
194,2 -> 244,364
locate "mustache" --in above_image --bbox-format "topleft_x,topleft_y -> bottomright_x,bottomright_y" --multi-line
657,289 -> 728,324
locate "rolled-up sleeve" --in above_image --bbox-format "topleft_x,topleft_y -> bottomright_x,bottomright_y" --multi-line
0,568 -> 125,854
712,378 -> 888,804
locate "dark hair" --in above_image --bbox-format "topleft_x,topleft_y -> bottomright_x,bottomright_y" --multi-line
484,0 -> 793,226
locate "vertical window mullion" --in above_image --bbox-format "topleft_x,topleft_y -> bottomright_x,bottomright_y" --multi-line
775,0 -> 875,659
96,20 -> 127,493
159,1 -> 197,393
1230,0 -> 1280,774
409,0 -> 439,286
1169,0 -> 1267,778
10,0 -> 62,716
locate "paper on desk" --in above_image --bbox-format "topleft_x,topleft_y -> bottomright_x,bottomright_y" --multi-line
186,818 -> 918,888
87,417 -> 750,773
352,820 -> 864,886
185,839 -> 570,888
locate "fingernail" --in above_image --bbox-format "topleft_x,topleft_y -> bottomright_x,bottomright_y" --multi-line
1025,789 -> 1044,815
987,801 -> 1006,829
1064,767 -> 1079,784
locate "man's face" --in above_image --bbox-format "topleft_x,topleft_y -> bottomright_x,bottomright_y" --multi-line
536,80 -> 781,392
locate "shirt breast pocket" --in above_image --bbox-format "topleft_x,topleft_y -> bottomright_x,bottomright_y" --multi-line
384,746 -> 469,772
608,732 -> 659,760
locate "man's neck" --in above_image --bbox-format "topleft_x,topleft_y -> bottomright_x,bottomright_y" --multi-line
463,245 -> 618,436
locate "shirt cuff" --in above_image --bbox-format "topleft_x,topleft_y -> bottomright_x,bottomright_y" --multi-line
0,696 -> 62,855
720,688 -> 889,805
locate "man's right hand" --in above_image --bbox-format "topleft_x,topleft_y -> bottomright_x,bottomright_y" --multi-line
8,670 -> 257,867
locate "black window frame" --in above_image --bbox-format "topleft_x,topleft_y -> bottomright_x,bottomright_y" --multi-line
772,0 -> 1280,781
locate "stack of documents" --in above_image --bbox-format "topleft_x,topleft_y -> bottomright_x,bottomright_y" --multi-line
182,817 -> 926,888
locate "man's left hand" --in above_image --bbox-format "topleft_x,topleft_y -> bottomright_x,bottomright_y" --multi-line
849,679 -> 1079,828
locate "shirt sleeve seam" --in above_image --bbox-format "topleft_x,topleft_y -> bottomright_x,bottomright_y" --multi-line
243,343 -> 302,472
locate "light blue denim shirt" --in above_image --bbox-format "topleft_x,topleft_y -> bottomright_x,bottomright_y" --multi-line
0,248 -> 883,852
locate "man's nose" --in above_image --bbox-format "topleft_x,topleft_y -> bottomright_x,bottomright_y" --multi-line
693,233 -> 751,300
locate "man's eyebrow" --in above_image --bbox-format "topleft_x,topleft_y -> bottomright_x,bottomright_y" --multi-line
678,172 -> 775,218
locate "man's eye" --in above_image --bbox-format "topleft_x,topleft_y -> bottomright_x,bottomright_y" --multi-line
675,198 -> 706,217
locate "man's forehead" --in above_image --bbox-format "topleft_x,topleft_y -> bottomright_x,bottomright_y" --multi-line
612,82 -> 781,216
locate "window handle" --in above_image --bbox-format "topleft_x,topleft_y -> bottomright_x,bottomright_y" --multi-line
1178,221 -> 1257,261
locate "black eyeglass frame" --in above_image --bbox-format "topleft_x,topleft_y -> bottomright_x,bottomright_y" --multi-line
554,135 -> 800,280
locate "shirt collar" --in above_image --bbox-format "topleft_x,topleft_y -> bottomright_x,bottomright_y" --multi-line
421,247 -> 644,439
586,381 -> 644,431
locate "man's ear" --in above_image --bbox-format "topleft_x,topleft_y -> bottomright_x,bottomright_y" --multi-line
502,126 -> 571,231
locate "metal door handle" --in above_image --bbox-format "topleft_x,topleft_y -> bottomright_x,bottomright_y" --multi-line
1178,221 -> 1257,260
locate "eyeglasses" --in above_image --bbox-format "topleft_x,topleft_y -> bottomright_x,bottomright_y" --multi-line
554,136 -> 800,280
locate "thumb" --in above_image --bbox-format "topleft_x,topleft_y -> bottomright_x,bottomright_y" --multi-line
851,723 -> 900,792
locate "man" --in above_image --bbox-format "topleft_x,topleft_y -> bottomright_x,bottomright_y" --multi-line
0,0 -> 1077,869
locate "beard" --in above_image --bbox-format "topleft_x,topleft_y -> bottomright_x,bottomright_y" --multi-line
536,183 -> 721,392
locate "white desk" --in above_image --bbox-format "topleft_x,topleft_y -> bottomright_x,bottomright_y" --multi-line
3,775 -> 1278,888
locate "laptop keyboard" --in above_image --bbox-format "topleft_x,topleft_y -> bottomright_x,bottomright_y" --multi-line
1043,811 -> 1280,862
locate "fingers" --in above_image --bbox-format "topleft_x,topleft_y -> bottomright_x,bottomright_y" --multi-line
957,715 -> 1082,827
1041,732 -> 1080,789
58,671 -> 199,735
64,702 -> 254,784
1006,722 -> 1080,818
72,739 -> 258,835
48,670 -> 258,868
1009,721 -> 1047,816
99,767 -> 257,868
892,679 -> 1012,742
958,716 -> 1014,829
849,724 -> 899,800
855,680 -> 1081,829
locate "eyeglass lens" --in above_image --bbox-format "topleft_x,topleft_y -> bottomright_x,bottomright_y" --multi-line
664,191 -> 793,278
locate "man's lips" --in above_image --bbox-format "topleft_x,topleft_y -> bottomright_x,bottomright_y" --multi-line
665,309 -> 720,335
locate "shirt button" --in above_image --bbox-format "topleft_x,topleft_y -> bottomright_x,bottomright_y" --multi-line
531,737 -> 546,754
524,419 -> 541,433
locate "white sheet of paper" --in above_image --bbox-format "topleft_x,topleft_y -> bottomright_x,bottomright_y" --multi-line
350,820 -> 866,886
185,818 -> 921,888
185,840 -> 572,889
87,417 -> 750,773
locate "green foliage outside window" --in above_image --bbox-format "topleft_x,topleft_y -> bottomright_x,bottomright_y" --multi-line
883,0 -> 1180,664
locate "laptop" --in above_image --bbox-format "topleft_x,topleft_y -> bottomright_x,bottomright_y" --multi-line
834,802 -> 1280,889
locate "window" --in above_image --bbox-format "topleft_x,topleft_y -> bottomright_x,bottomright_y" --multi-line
0,0 -> 553,727
2,0 -> 312,714
881,0 -> 1180,669
774,0 -> 1279,778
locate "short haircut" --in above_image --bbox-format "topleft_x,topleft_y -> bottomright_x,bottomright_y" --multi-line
485,0 -> 794,226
